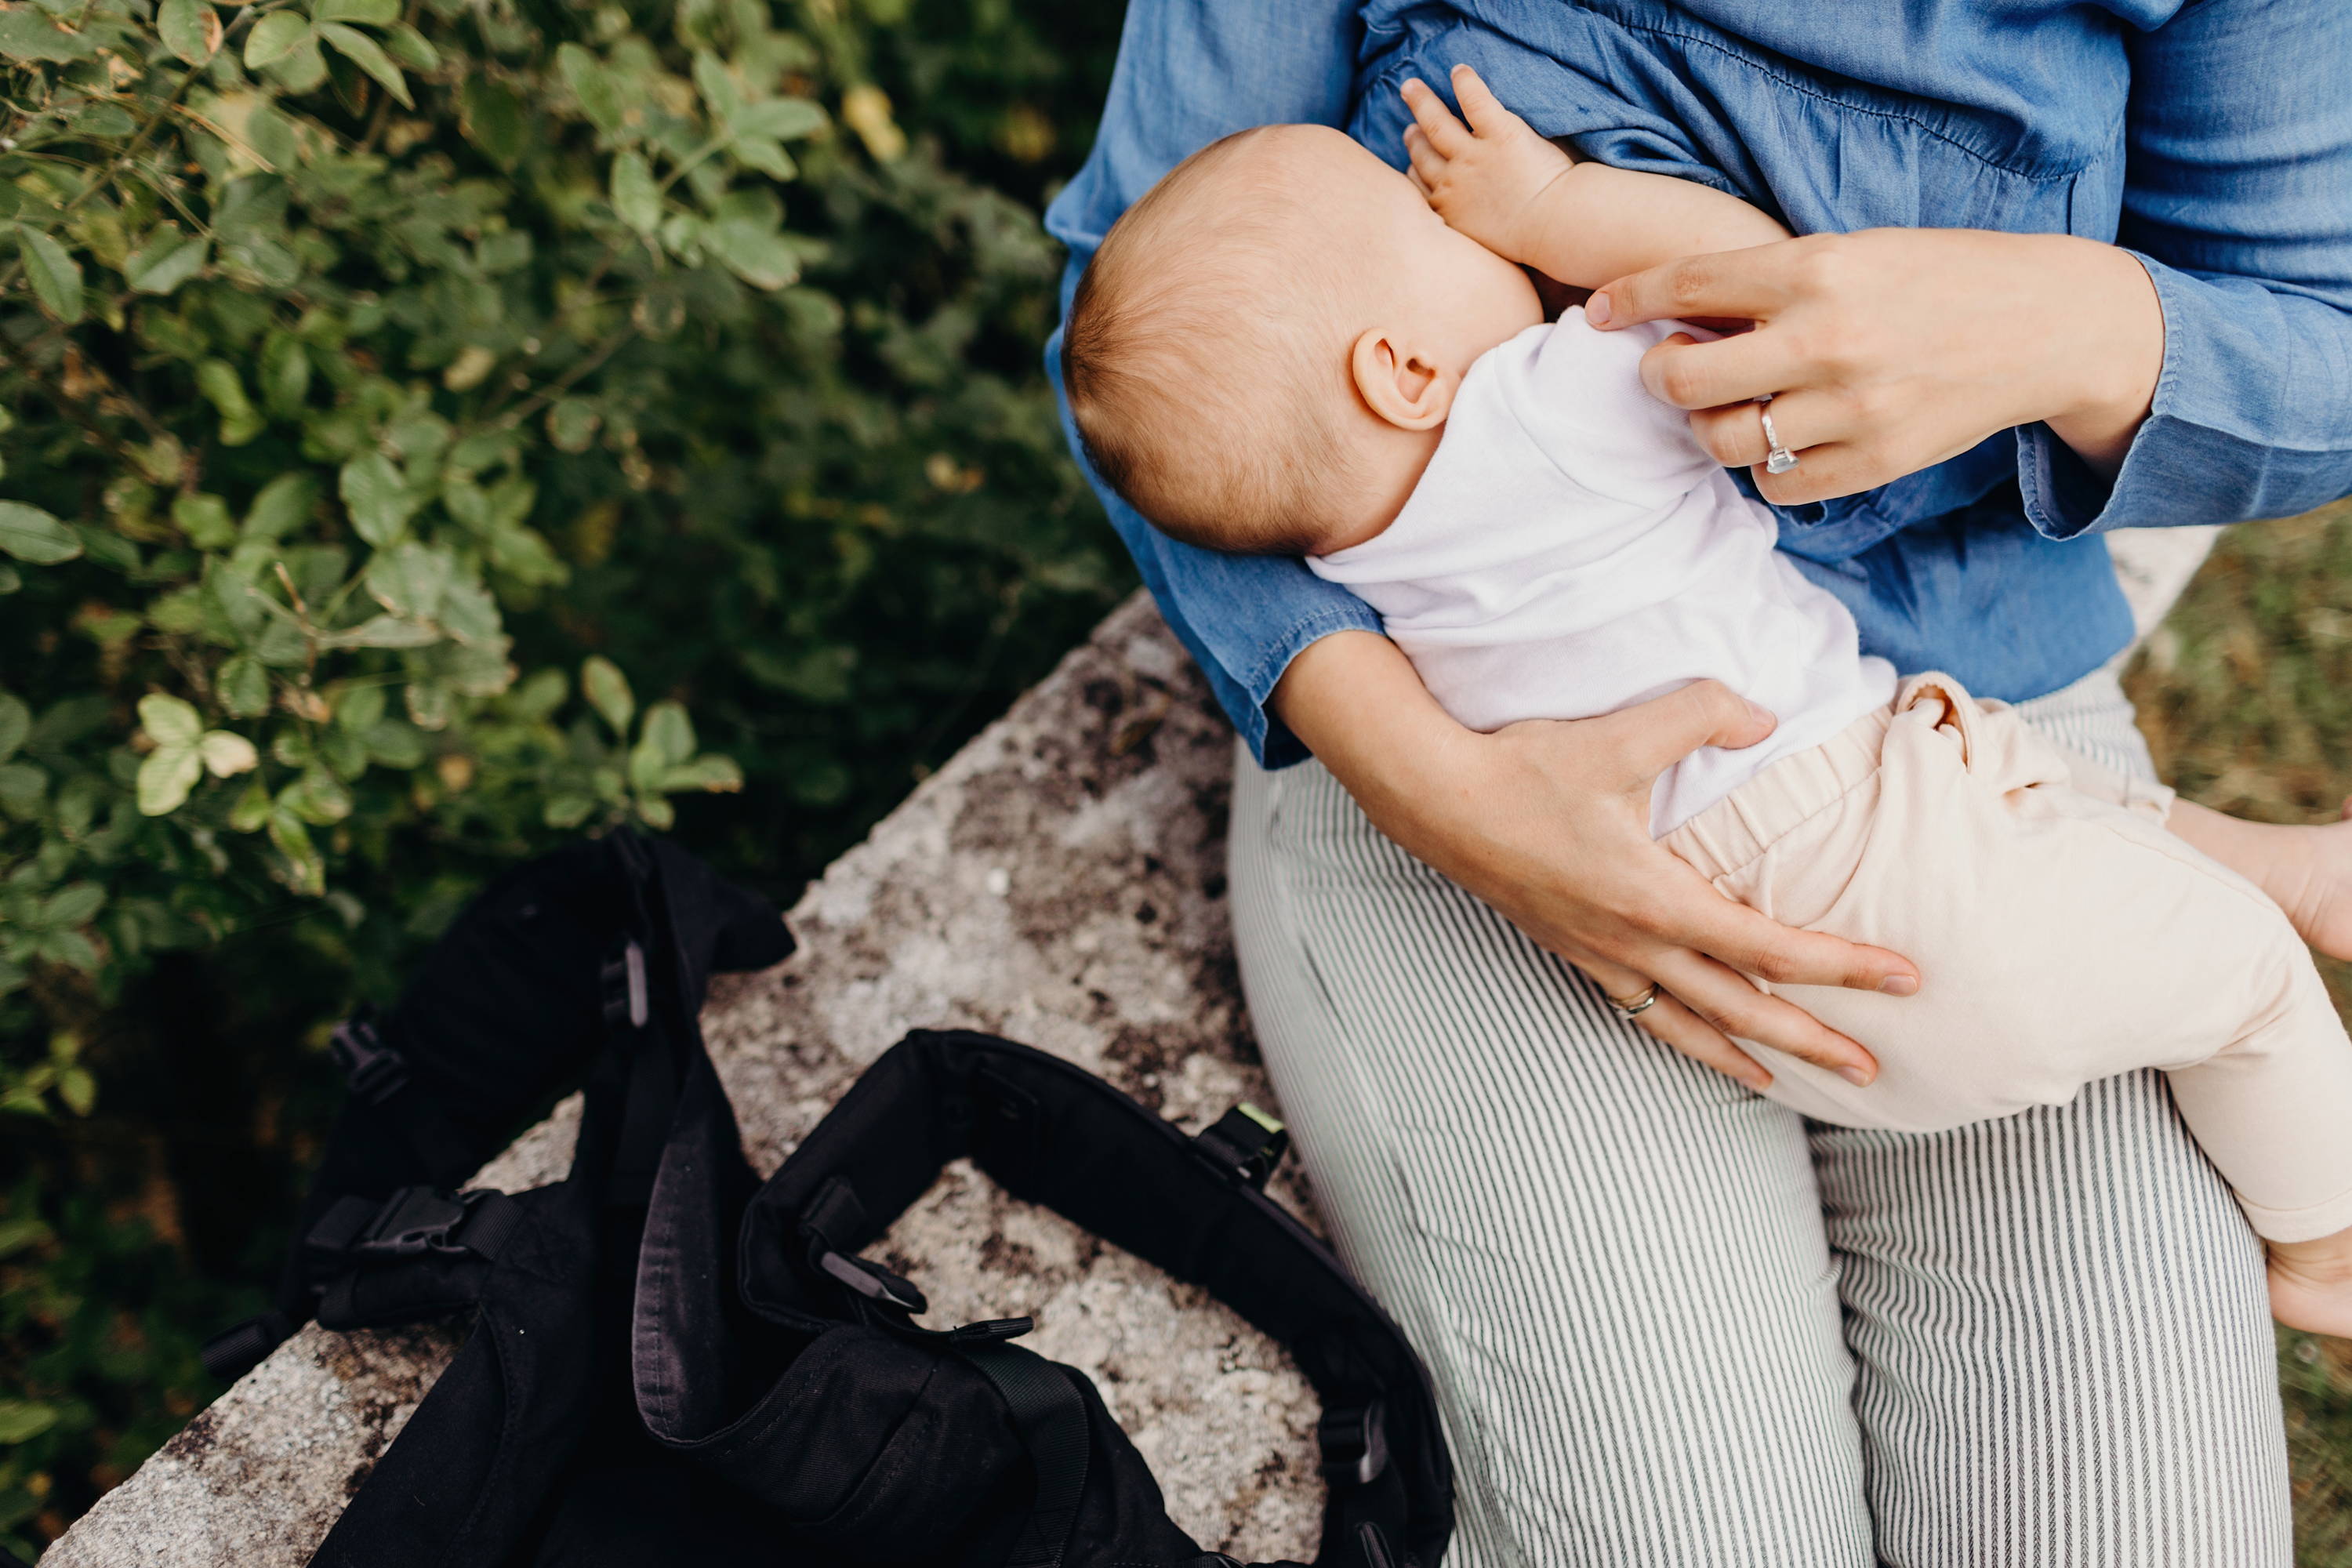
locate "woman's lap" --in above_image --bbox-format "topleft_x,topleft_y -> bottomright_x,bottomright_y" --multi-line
1227,672 -> 2289,1566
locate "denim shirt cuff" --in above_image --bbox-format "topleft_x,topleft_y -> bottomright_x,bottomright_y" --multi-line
2015,250 -> 2270,538
1244,604 -> 1387,770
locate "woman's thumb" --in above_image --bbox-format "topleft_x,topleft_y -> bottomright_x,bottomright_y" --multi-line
1611,680 -> 1777,780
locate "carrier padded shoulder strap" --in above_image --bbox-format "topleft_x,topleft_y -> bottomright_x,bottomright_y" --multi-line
736,1030 -> 1453,1567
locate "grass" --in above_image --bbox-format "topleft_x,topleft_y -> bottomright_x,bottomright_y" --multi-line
2120,499 -> 2352,1563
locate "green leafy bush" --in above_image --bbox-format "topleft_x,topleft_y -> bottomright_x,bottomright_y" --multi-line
1,0 -> 1126,1548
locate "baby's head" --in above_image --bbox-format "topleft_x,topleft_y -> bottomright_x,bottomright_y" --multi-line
1063,125 -> 1541,557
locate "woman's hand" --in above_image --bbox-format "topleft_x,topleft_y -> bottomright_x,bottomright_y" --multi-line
1586,229 -> 2165,503
1273,631 -> 1918,1089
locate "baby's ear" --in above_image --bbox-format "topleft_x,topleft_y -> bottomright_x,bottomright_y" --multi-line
1350,328 -> 1457,431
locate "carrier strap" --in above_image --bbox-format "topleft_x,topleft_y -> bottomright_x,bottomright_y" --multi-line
957,1340 -> 1091,1568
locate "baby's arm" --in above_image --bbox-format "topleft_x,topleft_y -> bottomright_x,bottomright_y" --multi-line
1401,66 -> 1790,289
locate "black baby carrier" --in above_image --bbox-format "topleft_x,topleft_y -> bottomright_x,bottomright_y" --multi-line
206,832 -> 1454,1567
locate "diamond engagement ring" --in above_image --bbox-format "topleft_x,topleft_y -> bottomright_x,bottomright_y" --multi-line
1608,982 -> 1662,1020
1757,394 -> 1798,475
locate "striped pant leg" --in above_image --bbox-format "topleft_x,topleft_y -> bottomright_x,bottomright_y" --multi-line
1812,669 -> 2293,1568
1229,746 -> 1874,1568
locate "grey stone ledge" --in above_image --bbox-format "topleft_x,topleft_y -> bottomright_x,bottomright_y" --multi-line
45,592 -> 1326,1566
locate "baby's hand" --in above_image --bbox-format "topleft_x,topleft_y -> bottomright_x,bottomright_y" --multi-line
1401,65 -> 1576,265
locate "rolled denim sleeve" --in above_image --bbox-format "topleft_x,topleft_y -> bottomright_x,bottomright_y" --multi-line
1042,0 -> 1381,768
2016,0 -> 2352,539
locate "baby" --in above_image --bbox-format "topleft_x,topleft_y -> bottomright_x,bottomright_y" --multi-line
1063,67 -> 2352,1336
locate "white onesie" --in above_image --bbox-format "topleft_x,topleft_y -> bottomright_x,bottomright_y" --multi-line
1308,309 -> 1897,835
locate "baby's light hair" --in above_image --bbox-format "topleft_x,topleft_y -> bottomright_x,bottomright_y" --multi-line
1062,128 -> 1363,557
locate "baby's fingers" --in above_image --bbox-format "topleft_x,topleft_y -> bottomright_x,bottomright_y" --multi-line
1399,76 -> 1473,157
1403,125 -> 1449,194
1449,64 -> 1527,140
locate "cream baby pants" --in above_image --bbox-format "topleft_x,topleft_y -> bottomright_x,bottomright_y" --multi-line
1662,673 -> 2352,1243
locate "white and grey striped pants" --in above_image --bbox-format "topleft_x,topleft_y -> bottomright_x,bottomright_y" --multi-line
1229,670 -> 2292,1566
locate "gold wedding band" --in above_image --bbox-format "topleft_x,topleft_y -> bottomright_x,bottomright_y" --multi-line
1608,982 -> 1662,1019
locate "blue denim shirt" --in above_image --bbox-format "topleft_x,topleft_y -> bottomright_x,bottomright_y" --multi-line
1045,1 -> 2352,768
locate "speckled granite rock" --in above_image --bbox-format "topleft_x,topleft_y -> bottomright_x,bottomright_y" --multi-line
43,592 -> 1326,1567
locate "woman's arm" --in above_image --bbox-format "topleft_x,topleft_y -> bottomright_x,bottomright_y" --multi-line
1273,633 -> 1915,1086
1582,0 -> 2352,524
1043,0 -> 1380,769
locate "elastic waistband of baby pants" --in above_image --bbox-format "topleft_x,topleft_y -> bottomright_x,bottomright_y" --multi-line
1661,677 -> 1962,884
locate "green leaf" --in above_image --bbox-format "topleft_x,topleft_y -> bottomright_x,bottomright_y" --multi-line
706,217 -> 800,292
195,359 -> 263,445
260,333 -> 312,416
661,755 -> 742,793
582,655 -> 633,739
339,452 -> 414,546
0,565 -> 19,596
547,398 -> 600,455
40,927 -> 100,975
691,52 -> 742,125
264,34 -> 329,93
0,503 -> 78,565
318,23 -> 411,108
244,10 -> 310,68
328,614 -> 439,648
0,763 -> 45,819
199,731 -> 260,776
136,746 -> 203,815
139,692 -> 204,750
0,9 -> 95,61
158,0 -> 221,64
365,541 -> 454,620
172,492 -> 238,550
316,0 -> 397,23
245,472 -> 319,541
459,78 -> 527,169
0,694 -> 26,764
732,98 -> 826,142
0,1403 -> 59,1445
610,151 -> 660,236
56,1065 -> 96,1116
228,775 -> 270,832
42,882 -> 104,927
557,43 -> 624,134
281,765 -> 351,825
15,223 -> 82,324
124,230 -> 210,296
729,137 -> 796,182
267,807 -> 323,894
219,655 -> 271,718
362,719 -> 426,768
383,20 -> 437,71
641,699 -> 695,766
634,793 -> 676,830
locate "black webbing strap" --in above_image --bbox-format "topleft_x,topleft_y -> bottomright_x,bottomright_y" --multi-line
198,1308 -> 295,1381
958,1340 -> 1091,1568
329,1014 -> 478,1179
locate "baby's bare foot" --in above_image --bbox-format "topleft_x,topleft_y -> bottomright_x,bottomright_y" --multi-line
2169,797 -> 2352,961
2253,799 -> 2352,962
2270,1226 -> 2352,1338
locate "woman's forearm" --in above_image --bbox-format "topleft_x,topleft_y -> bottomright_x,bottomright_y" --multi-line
2034,237 -> 2165,477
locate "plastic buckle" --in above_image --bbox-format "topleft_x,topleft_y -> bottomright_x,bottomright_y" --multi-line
1318,1399 -> 1390,1486
600,940 -> 649,1029
947,1316 -> 1035,1345
329,1014 -> 408,1105
817,1249 -> 929,1314
354,1186 -> 484,1261
1192,1103 -> 1289,1190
